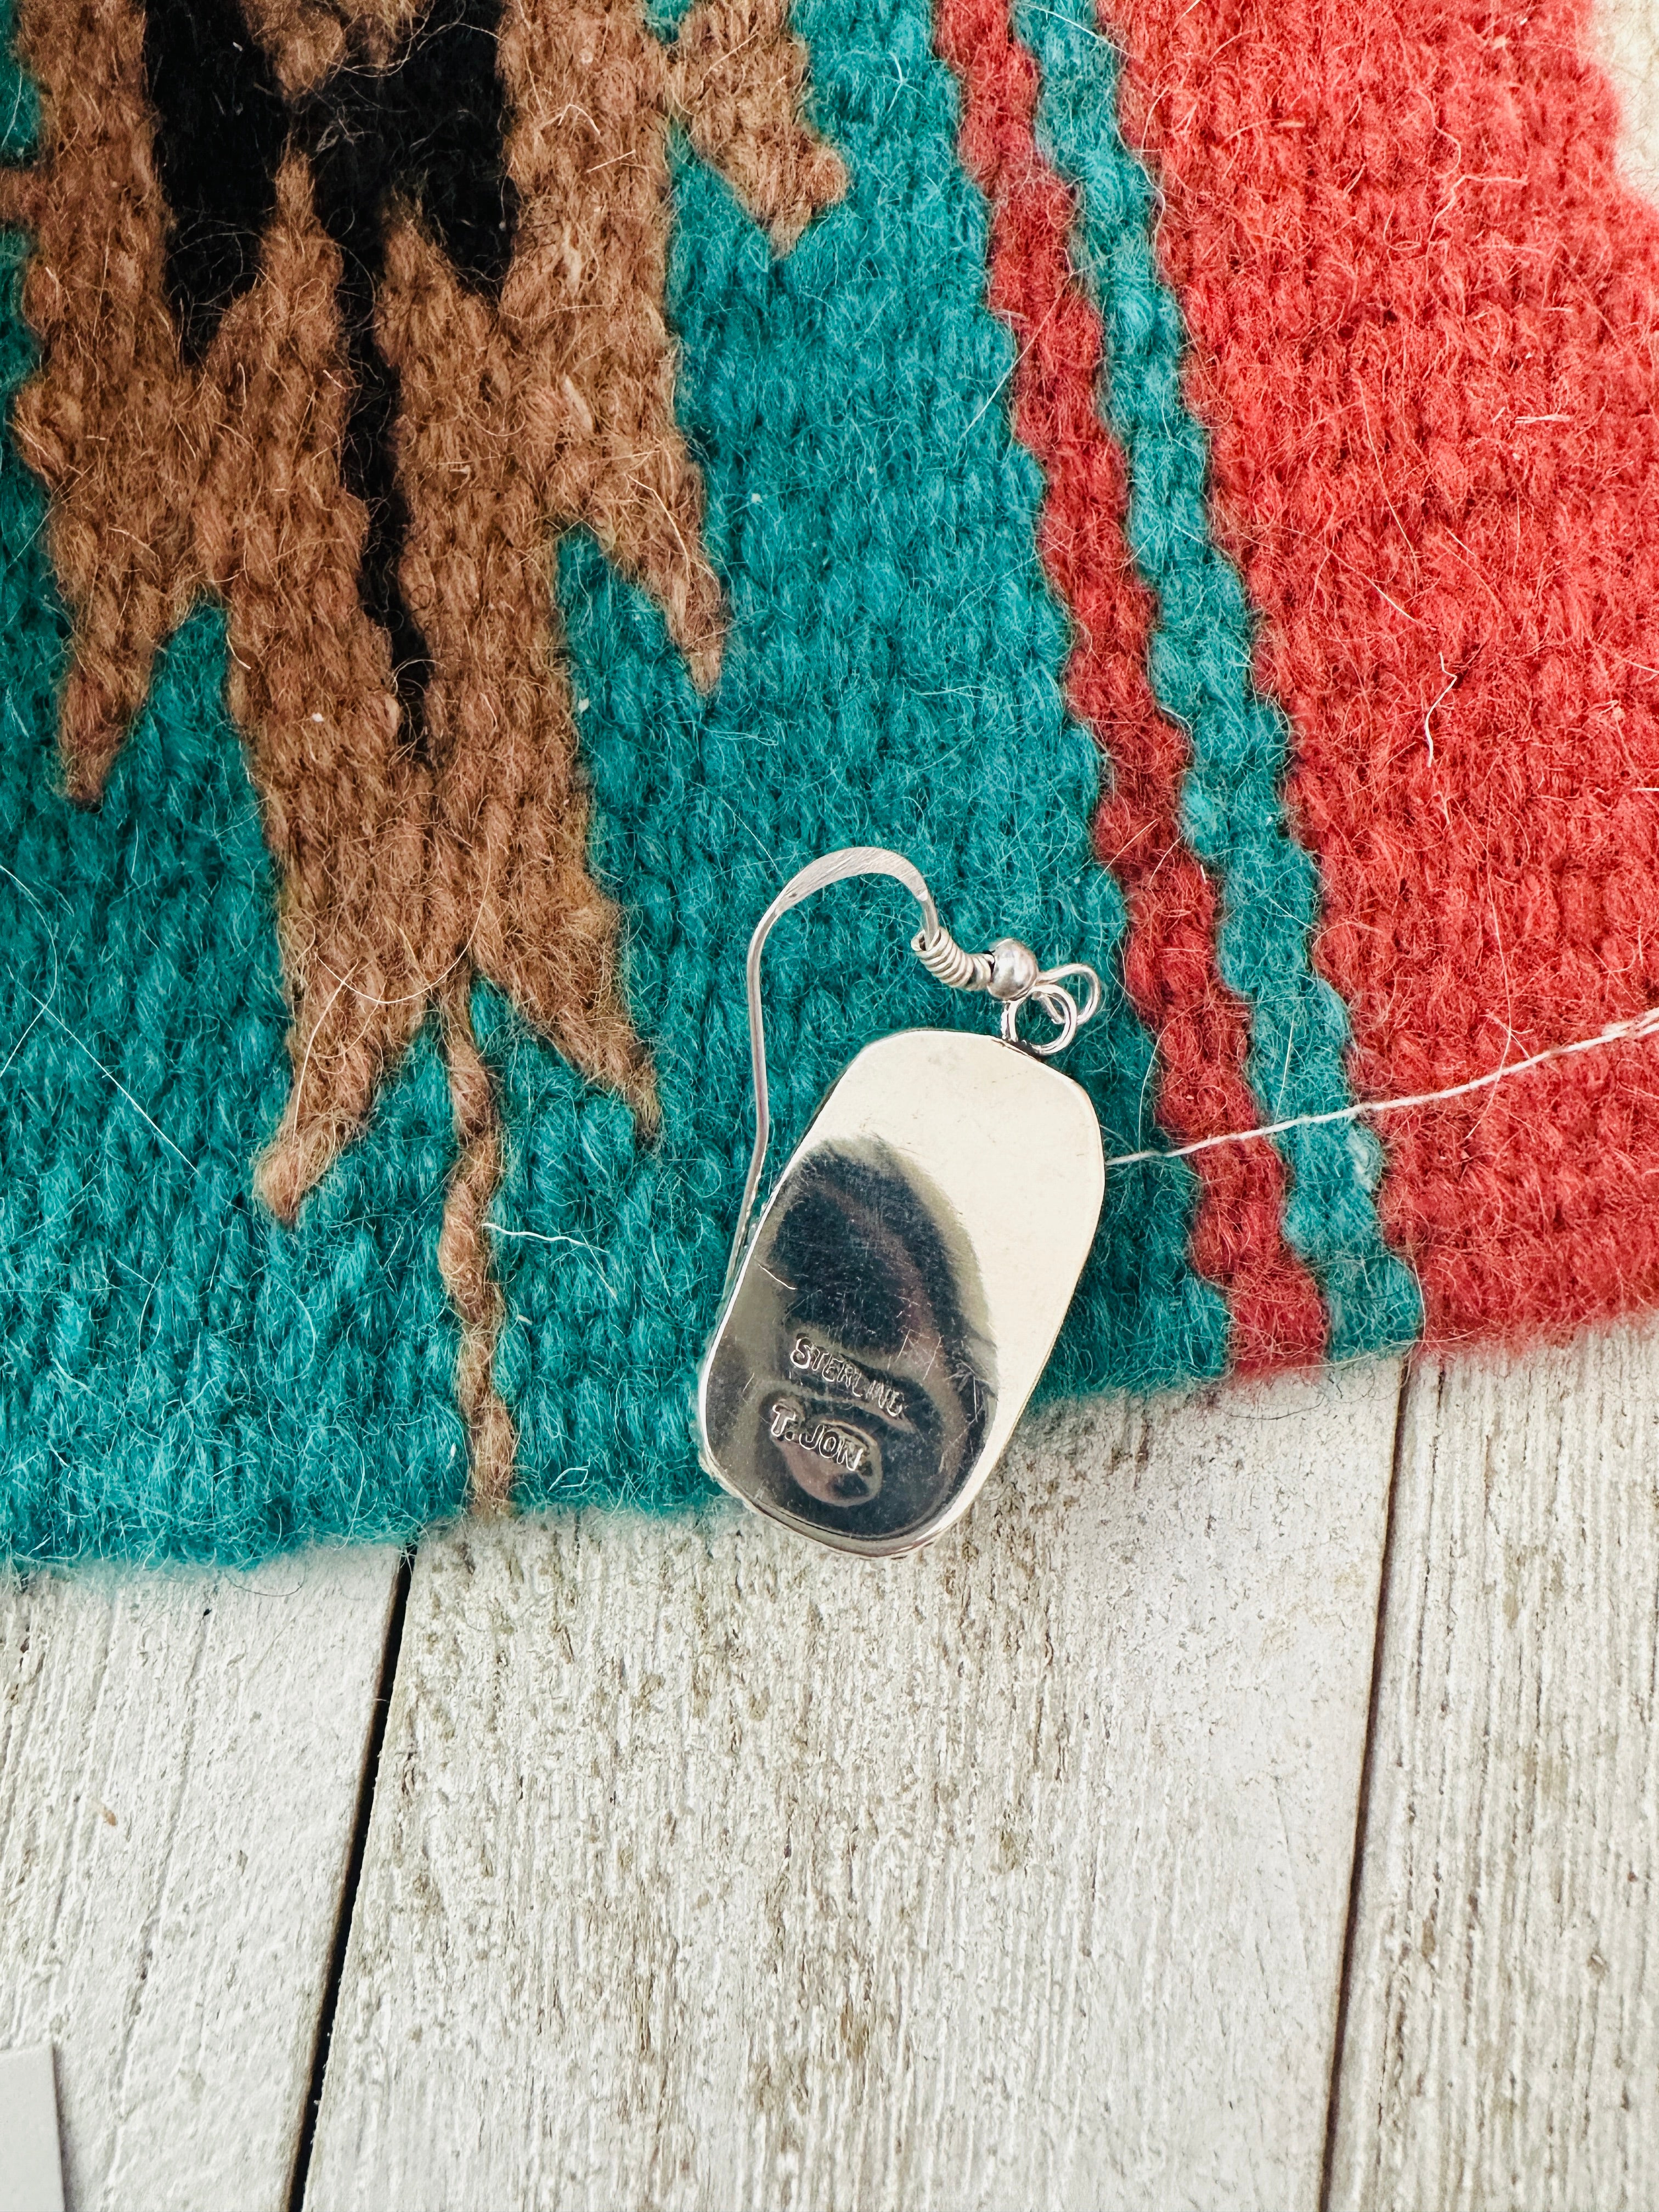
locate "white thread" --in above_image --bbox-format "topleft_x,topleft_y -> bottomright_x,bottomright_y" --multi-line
1105,1003 -> 1659,1170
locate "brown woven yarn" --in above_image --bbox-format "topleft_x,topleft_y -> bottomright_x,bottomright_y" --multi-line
7,0 -> 845,1505
239,0 -> 425,93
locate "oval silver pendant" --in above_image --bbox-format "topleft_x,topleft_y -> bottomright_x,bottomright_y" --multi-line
697,1029 -> 1105,1556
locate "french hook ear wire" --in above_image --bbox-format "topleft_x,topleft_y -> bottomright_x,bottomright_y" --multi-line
721,847 -> 1104,1293
725,847 -> 939,1293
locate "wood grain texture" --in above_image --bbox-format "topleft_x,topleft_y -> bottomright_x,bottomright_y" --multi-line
304,1365 -> 1402,2212
1328,1321 -> 1659,2212
1595,0 -> 1659,202
0,1551 -> 399,2212
0,2045 -> 65,2212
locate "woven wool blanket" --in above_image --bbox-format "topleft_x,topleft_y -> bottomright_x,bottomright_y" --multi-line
2,0 -> 1657,1562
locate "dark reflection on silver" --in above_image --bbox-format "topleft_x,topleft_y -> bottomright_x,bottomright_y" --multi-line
702,1138 -> 996,1549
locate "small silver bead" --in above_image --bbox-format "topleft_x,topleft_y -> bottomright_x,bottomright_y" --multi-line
986,937 -> 1041,1002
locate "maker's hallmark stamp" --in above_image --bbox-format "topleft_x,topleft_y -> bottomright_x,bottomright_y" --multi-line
765,1395 -> 882,1505
788,1334 -> 906,1419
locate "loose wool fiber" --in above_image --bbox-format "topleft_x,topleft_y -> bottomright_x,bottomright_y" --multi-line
2,0 -> 1659,1560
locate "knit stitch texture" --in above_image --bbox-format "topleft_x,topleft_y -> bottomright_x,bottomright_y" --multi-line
4,0 -> 1659,1560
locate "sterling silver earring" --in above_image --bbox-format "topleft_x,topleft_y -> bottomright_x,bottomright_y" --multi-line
697,847 -> 1106,1557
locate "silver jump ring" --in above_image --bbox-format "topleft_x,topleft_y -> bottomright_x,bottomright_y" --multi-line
1038,962 -> 1103,1029
1001,980 -> 1080,1056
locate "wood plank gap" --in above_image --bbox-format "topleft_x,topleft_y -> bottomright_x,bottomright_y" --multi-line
1325,1322 -> 1659,2207
3,1548 -> 403,2209
286,1547 -> 415,2212
1318,1351 -> 1418,2212
303,1366 -> 1403,2209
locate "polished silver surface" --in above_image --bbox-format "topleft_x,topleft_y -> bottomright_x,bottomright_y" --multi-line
698,1029 -> 1105,1557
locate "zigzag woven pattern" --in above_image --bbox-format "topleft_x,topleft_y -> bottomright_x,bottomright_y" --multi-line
1,0 -> 1657,1560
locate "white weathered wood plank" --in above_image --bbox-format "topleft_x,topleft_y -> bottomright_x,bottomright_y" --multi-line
0,2045 -> 65,2212
305,1364 -> 1401,2212
1595,0 -> 1659,202
1328,1321 -> 1659,2212
0,1550 -> 400,2212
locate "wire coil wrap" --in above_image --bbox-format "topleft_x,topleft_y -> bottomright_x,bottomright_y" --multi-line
911,926 -> 994,992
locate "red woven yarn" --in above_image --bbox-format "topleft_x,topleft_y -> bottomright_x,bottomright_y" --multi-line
1108,0 -> 1659,1343
937,0 -> 1327,1367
